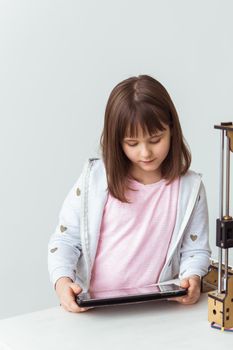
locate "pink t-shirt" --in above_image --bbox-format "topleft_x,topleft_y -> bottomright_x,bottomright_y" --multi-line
89,176 -> 180,292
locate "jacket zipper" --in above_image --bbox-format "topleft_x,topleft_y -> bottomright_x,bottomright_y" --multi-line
81,159 -> 94,290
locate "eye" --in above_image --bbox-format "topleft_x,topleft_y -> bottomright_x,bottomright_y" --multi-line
127,143 -> 138,147
126,138 -> 161,147
150,139 -> 161,144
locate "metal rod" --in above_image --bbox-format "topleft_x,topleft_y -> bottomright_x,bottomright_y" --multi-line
218,130 -> 225,293
223,135 -> 230,291
226,135 -> 230,216
224,249 -> 228,293
220,130 -> 224,219
218,248 -> 223,293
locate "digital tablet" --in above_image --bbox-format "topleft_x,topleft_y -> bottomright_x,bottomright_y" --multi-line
76,283 -> 187,308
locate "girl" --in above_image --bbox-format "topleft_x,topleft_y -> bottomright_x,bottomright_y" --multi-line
48,75 -> 211,313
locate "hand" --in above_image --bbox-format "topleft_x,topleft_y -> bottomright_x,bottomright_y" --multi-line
168,275 -> 201,305
55,277 -> 91,313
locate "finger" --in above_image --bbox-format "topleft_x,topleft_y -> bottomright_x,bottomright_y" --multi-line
167,295 -> 190,303
68,285 -> 92,311
169,279 -> 190,303
61,286 -> 83,312
70,283 -> 82,295
168,296 -> 191,304
167,297 -> 179,302
179,295 -> 199,304
180,286 -> 200,304
171,297 -> 186,304
186,279 -> 201,299
166,280 -> 189,303
168,287 -> 196,304
188,277 -> 201,291
169,286 -> 200,304
179,277 -> 197,296
179,278 -> 190,289
64,300 -> 89,313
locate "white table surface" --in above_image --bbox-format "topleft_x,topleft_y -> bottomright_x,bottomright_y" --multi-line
0,288 -> 232,350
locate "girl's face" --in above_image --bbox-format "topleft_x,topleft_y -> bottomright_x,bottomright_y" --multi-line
122,124 -> 171,183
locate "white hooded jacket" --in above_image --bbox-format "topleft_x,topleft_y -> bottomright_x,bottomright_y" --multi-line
48,158 -> 212,292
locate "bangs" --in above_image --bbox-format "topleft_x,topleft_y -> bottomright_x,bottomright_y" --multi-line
120,102 -> 170,140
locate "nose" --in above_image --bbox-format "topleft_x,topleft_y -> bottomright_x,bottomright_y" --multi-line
140,143 -> 152,158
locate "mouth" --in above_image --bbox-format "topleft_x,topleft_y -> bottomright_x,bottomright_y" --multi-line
140,159 -> 155,164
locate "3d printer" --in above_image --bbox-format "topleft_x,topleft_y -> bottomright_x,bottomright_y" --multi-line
201,122 -> 233,331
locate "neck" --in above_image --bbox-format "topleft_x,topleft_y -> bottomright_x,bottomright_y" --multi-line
128,167 -> 162,185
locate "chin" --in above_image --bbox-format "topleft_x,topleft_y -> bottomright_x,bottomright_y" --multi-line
139,164 -> 158,171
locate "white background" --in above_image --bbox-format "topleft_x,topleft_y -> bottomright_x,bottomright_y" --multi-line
0,0 -> 233,319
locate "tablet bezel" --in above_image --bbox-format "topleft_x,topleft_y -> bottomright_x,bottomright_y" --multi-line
76,283 -> 187,307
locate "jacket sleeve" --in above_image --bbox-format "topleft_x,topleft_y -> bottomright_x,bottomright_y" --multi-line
179,180 -> 212,280
48,168 -> 84,289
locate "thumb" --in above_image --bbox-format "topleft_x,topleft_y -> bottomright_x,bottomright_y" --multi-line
70,283 -> 82,295
180,278 -> 190,289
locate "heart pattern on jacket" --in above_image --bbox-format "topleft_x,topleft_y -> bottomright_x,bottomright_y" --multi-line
190,234 -> 198,241
60,225 -> 67,233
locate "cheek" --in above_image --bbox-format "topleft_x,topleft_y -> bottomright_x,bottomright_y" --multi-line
157,140 -> 170,157
122,144 -> 128,153
122,145 -> 135,158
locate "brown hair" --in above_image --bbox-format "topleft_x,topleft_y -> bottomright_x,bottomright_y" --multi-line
100,74 -> 191,203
